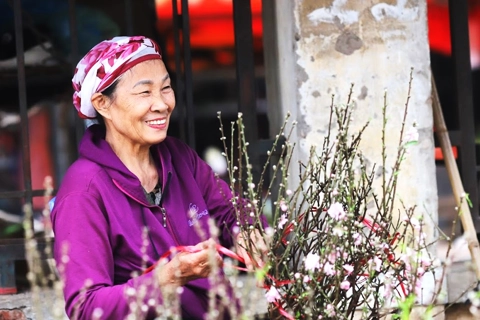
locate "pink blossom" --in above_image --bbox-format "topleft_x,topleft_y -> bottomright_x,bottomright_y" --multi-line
421,256 -> 431,268
327,252 -> 337,263
384,281 -> 394,300
409,217 -> 421,230
419,232 -> 426,242
414,280 -> 423,298
323,261 -> 336,276
340,280 -> 350,290
370,256 -> 382,272
327,202 -> 346,220
404,127 -> 419,144
305,253 -> 320,271
286,189 -> 293,196
404,261 -> 412,272
264,227 -> 274,237
343,264 -> 354,275
278,214 -> 288,229
280,201 -> 288,212
326,304 -> 336,317
265,286 -> 281,303
353,233 -> 362,245
417,267 -> 425,277
332,227 -> 343,237
400,250 -> 413,272
303,275 -> 310,283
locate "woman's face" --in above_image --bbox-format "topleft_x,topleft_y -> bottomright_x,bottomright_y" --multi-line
102,59 -> 175,147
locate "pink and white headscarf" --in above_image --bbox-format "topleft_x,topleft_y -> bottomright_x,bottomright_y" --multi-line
72,36 -> 162,119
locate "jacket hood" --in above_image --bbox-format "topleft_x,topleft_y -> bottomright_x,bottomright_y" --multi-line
78,124 -> 154,204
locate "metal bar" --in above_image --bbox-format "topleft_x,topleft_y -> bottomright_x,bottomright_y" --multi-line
172,0 -> 186,143
448,0 -> 480,222
0,261 -> 16,294
13,0 -> 32,209
124,0 -> 134,35
181,0 -> 195,149
261,0 -> 282,136
232,0 -> 258,144
69,0 -> 84,149
0,238 -> 53,261
69,0 -> 79,76
0,189 -> 55,199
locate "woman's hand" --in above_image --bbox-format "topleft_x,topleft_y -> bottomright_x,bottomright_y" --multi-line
157,238 -> 223,287
235,229 -> 268,271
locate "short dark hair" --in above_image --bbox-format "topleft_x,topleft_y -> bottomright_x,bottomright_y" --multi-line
101,79 -> 119,99
96,79 -> 119,125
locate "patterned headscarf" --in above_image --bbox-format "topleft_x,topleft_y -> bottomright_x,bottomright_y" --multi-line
72,36 -> 162,119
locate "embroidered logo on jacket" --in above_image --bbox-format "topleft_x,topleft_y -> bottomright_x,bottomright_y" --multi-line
187,203 -> 208,226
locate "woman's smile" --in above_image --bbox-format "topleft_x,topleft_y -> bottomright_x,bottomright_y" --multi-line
146,118 -> 168,129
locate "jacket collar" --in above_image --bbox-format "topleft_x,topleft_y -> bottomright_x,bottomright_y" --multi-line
79,124 -> 174,206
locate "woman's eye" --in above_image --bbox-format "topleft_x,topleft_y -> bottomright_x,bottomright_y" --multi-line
162,86 -> 172,91
139,91 -> 150,95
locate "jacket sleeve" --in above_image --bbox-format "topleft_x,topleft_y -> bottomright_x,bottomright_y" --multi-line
51,192 -> 159,319
186,147 -> 268,249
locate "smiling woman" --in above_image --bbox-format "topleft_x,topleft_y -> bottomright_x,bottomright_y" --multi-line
92,60 -> 175,165
50,35 -> 268,320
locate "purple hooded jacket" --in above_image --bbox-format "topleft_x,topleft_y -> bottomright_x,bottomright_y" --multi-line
51,125 -> 257,319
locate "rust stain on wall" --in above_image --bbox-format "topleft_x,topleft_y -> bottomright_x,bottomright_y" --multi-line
297,0 -> 419,48
357,86 -> 368,100
335,30 -> 363,55
296,65 -> 309,87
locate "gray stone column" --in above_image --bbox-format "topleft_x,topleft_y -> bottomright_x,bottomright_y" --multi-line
263,0 -> 436,230
263,0 -> 439,308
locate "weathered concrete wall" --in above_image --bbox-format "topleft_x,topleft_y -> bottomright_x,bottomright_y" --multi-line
296,0 -> 436,226
264,0 -> 437,237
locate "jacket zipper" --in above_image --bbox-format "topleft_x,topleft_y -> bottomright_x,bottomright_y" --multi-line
160,207 -> 167,228
113,172 -> 181,247
160,172 -> 181,245
159,171 -> 171,227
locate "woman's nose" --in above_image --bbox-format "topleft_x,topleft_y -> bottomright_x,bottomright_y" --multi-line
151,94 -> 169,112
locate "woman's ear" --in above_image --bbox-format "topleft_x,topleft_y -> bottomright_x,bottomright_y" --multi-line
91,93 -> 112,120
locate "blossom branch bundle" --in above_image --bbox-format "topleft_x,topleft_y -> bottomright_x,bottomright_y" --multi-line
220,73 -> 438,319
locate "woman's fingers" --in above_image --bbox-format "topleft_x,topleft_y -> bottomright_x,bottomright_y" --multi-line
235,230 -> 268,270
164,239 -> 223,286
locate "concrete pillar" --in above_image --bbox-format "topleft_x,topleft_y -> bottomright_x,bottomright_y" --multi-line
264,0 -> 436,235
263,0 -> 439,311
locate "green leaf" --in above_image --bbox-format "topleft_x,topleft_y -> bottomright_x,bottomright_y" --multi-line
397,294 -> 415,320
255,264 -> 269,282
423,305 -> 433,320
404,140 -> 418,148
1,223 -> 22,236
466,193 -> 473,208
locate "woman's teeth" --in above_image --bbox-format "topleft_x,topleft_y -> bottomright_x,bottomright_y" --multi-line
147,119 -> 166,125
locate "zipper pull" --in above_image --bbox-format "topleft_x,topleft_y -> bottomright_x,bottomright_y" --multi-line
160,207 -> 166,227
159,171 -> 172,207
